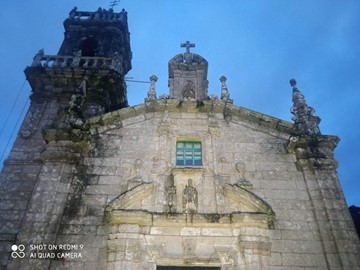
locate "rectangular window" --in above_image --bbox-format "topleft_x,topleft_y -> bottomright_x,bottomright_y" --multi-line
176,142 -> 202,166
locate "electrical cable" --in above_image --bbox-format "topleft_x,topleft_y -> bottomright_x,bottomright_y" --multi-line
0,98 -> 29,164
0,80 -> 27,139
125,79 -> 150,84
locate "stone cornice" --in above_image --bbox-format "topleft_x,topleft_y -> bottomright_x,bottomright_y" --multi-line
287,135 -> 340,154
106,210 -> 270,229
86,100 -> 295,138
287,135 -> 340,171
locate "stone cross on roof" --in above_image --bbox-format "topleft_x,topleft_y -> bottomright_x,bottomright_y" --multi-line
181,41 -> 195,53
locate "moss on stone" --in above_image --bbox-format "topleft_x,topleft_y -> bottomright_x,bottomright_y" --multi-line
62,165 -> 88,220
203,213 -> 221,223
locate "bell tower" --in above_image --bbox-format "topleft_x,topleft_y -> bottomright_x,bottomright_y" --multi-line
58,7 -> 132,73
25,7 -> 132,125
0,7 -> 133,269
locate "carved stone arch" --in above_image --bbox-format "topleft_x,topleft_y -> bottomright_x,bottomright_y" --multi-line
223,184 -> 275,228
105,182 -> 275,229
104,183 -> 274,269
106,182 -> 154,212
224,184 -> 272,212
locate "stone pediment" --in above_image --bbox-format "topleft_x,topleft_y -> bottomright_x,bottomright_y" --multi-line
223,184 -> 272,213
106,182 -> 155,211
85,100 -> 294,139
105,182 -> 275,229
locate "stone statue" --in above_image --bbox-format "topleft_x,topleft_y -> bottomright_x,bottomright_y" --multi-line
236,162 -> 245,179
235,162 -> 252,188
182,80 -> 195,99
165,177 -> 177,212
182,179 -> 198,213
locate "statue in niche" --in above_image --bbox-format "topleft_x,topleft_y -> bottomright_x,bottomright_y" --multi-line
235,162 -> 252,188
165,177 -> 176,212
182,80 -> 195,99
182,179 -> 198,213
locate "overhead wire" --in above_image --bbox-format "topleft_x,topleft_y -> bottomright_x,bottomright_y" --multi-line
0,94 -> 29,164
0,78 -> 148,165
0,80 -> 27,139
125,79 -> 150,84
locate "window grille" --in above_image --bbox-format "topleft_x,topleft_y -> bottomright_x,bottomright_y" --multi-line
176,142 -> 202,166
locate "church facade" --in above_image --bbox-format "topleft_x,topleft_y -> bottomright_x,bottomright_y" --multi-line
0,7 -> 359,270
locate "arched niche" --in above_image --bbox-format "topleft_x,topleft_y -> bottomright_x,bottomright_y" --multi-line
79,37 -> 98,56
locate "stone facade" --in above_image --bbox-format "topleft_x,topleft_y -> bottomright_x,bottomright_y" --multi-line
1,7 -> 360,270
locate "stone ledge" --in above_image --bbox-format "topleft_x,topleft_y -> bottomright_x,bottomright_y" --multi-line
171,167 -> 205,176
86,100 -> 296,136
106,210 -> 269,229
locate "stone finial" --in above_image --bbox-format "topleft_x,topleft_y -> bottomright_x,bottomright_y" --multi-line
220,76 -> 233,103
290,79 -> 321,135
146,75 -> 158,102
69,7 -> 77,19
290,78 -> 297,87
32,49 -> 44,67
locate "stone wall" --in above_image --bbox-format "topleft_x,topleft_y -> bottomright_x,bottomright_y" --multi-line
1,100 -> 359,269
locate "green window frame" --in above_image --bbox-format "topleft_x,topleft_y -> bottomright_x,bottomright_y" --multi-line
176,141 -> 202,166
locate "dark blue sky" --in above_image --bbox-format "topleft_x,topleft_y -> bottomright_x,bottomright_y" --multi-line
0,1 -> 359,206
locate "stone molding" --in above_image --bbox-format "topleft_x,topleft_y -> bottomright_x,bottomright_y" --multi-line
287,135 -> 339,171
107,210 -> 269,228
86,100 -> 294,138
105,182 -> 274,229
